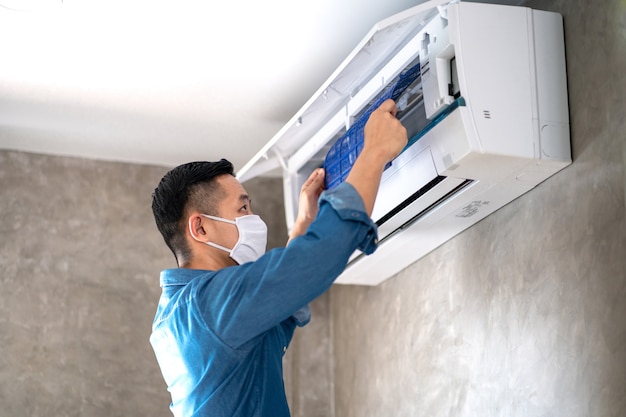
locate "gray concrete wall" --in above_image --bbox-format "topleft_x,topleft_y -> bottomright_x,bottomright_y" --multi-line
329,0 -> 626,416
0,151 -> 174,416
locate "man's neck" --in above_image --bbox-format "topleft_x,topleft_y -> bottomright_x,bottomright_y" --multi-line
180,254 -> 235,271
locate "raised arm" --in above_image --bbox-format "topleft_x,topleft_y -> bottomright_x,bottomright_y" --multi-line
205,101 -> 407,347
290,98 -> 407,241
346,99 -> 408,215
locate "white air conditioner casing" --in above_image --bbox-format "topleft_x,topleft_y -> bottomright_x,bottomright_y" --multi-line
237,0 -> 571,286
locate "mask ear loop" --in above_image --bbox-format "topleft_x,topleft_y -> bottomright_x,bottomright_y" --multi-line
189,216 -> 233,254
201,214 -> 236,224
205,241 -> 232,253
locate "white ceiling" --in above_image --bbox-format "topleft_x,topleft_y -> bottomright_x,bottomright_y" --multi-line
0,0 -> 436,172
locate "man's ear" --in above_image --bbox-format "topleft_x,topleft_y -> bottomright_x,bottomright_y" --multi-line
188,214 -> 208,243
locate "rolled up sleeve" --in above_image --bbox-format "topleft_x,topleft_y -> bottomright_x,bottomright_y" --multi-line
319,182 -> 378,255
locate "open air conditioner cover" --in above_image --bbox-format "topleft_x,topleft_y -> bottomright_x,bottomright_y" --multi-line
238,0 -> 571,286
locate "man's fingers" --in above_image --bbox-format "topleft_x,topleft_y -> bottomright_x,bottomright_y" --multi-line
376,99 -> 398,117
302,168 -> 325,191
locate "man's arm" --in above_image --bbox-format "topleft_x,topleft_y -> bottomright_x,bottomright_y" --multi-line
288,98 -> 406,241
346,99 -> 407,215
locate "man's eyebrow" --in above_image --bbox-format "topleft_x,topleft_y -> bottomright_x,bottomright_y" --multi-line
239,194 -> 250,203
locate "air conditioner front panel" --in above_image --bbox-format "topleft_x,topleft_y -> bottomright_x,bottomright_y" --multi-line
238,1 -> 571,286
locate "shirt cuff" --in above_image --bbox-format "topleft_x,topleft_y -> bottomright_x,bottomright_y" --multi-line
319,182 -> 378,255
292,305 -> 311,327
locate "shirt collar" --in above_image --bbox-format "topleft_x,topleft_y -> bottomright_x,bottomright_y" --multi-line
159,268 -> 211,287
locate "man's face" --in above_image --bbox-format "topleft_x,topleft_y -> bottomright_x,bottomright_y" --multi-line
207,174 -> 254,250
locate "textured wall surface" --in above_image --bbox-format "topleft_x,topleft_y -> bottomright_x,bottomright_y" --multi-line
329,0 -> 626,416
284,292 -> 332,417
0,151 -> 173,416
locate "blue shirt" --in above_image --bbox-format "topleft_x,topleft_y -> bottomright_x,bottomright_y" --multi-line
150,182 -> 378,416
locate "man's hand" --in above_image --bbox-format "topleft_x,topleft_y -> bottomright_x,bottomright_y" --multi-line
346,99 -> 408,216
362,99 -> 408,164
288,168 -> 325,244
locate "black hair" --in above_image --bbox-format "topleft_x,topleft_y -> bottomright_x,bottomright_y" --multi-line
151,159 -> 235,263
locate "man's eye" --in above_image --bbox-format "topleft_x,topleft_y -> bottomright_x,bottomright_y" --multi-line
241,205 -> 248,212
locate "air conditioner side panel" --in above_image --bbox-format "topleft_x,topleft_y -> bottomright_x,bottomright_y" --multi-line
451,2 -> 536,159
532,9 -> 571,163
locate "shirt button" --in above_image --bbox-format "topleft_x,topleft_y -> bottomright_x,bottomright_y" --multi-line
283,346 -> 287,352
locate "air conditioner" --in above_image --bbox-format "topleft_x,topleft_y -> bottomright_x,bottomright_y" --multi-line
237,0 -> 571,286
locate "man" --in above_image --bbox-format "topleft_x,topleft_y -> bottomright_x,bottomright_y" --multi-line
149,99 -> 407,416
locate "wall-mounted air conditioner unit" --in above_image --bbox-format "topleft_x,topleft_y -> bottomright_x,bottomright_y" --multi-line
237,0 -> 571,286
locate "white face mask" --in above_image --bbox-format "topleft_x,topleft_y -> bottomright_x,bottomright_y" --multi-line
198,214 -> 268,265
